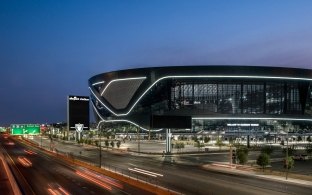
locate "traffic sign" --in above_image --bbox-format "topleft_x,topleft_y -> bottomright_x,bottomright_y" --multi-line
11,124 -> 40,135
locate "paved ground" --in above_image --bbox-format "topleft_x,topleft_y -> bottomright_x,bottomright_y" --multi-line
0,143 -> 21,195
25,136 -> 312,194
271,160 -> 312,176
30,135 -> 312,176
0,158 -> 14,195
202,163 -> 312,187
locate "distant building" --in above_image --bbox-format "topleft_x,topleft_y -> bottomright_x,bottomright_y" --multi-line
89,66 -> 312,135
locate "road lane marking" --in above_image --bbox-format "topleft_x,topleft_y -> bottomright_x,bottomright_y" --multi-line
128,167 -> 163,177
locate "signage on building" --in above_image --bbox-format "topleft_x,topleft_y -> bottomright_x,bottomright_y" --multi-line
67,95 -> 90,130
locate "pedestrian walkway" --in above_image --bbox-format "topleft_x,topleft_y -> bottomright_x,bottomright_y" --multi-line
202,163 -> 312,187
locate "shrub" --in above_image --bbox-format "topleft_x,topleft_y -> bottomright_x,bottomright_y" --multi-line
237,146 -> 249,164
257,153 -> 270,172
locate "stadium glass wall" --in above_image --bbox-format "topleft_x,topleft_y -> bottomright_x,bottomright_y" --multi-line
89,66 -> 312,135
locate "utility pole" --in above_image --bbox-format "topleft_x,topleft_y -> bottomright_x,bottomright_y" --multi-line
41,132 -> 43,148
282,122 -> 289,180
229,144 -> 232,166
99,127 -> 102,168
286,133 -> 289,180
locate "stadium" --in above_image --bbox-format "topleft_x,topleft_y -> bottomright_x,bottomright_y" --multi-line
89,66 -> 312,140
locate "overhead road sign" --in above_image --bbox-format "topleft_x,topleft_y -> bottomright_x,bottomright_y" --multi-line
11,124 -> 25,135
10,124 -> 40,135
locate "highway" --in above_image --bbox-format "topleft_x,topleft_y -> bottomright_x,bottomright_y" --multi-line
0,135 -> 152,195
30,136 -> 312,195
93,152 -> 312,195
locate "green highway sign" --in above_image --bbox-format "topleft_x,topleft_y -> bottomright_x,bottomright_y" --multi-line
25,124 -> 40,134
11,124 -> 25,135
11,124 -> 40,135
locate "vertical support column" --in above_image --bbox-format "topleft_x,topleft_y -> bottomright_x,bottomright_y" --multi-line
137,127 -> 140,153
263,82 -> 267,114
78,132 -> 81,141
247,135 -> 250,148
148,129 -> 151,140
166,129 -> 172,154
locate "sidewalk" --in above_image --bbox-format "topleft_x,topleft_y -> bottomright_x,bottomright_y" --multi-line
202,163 -> 312,187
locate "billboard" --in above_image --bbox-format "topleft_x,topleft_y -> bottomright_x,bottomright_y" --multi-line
150,115 -> 192,129
67,95 -> 89,130
11,124 -> 40,135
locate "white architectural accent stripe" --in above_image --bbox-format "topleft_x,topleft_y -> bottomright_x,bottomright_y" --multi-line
91,101 -> 162,131
90,75 -> 312,116
92,81 -> 105,86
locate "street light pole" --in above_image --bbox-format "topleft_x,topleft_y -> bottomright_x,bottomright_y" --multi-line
286,132 -> 289,180
41,133 -> 43,148
99,128 -> 102,168
229,144 -> 232,166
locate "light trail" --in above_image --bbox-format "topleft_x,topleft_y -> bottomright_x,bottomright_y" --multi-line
80,168 -> 123,189
76,171 -> 112,191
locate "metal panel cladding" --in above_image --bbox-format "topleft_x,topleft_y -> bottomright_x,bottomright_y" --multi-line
67,95 -> 90,130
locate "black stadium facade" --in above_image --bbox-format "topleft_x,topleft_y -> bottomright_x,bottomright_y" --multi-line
89,66 -> 312,135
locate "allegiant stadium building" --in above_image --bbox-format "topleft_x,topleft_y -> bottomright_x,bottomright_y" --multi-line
89,66 -> 312,135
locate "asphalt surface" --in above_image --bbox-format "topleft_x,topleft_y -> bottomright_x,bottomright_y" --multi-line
28,136 -> 312,195
0,158 -> 14,195
0,136 -> 152,195
271,160 -> 312,176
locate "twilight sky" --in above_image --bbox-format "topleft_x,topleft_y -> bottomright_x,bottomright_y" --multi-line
0,0 -> 312,125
